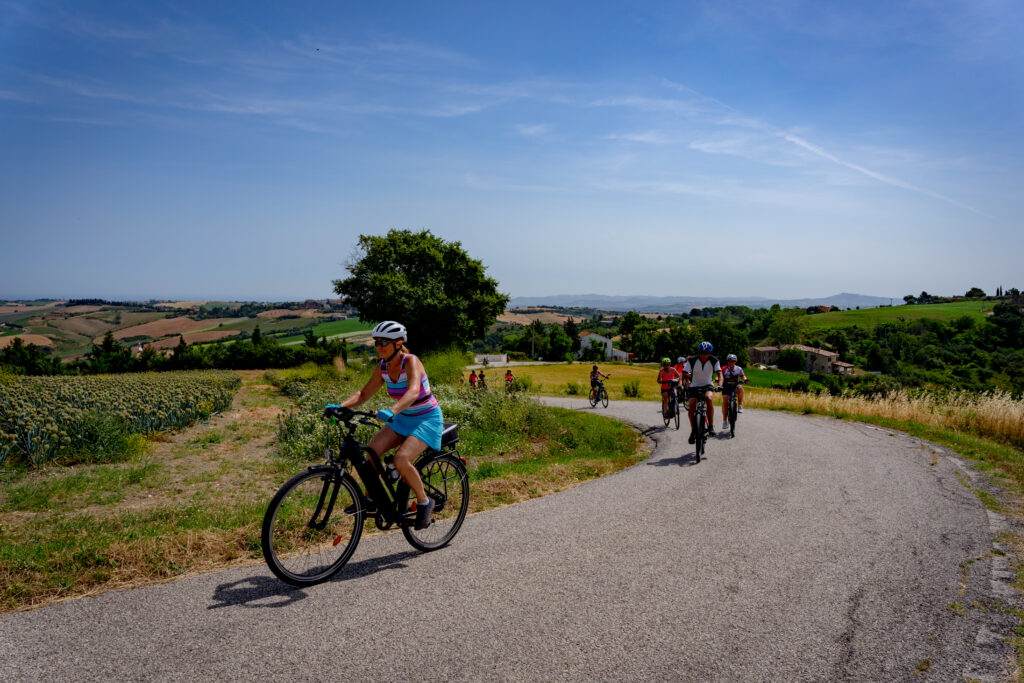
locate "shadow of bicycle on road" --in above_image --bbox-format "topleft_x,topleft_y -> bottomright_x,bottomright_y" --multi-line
208,550 -> 419,610
646,451 -> 699,467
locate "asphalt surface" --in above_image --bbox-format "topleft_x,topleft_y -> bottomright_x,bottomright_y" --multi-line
1,400 -> 1020,681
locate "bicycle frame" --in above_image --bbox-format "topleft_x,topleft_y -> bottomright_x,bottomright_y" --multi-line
324,413 -> 450,530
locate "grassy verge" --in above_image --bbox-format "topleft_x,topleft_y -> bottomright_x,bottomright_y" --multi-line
0,364 -> 643,613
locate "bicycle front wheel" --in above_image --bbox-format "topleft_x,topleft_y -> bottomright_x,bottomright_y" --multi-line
262,467 -> 363,586
398,453 -> 470,552
673,403 -> 680,430
729,402 -> 737,438
589,389 -> 599,407
601,388 -> 609,408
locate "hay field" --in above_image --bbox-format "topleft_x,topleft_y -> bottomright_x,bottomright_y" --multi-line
59,305 -> 105,314
257,309 -> 326,319
499,310 -> 573,325
103,316 -> 232,342
146,330 -> 240,348
0,334 -> 54,349
49,316 -> 113,337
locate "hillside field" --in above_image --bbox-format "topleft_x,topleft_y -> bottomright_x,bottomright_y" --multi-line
803,300 -> 991,332
504,362 -> 821,400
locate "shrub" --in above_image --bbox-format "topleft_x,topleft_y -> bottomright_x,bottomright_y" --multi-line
421,348 -> 471,386
68,410 -> 149,465
565,381 -> 581,396
623,380 -> 641,398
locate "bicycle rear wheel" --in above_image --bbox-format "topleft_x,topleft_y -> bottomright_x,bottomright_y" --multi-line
262,467 -> 363,586
600,388 -> 609,408
398,453 -> 470,552
695,410 -> 705,463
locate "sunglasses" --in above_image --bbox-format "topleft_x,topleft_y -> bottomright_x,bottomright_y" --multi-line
373,339 -> 394,348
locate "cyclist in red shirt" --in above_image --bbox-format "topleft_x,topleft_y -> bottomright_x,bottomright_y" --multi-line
657,357 -> 681,418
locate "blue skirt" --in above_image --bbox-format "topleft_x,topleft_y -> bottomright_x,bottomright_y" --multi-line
389,407 -> 444,451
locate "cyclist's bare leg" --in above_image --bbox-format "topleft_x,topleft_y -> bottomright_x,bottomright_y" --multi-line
705,390 -> 716,428
661,389 -> 670,415
737,385 -> 744,406
367,427 -> 404,475
721,392 -> 731,422
687,396 -> 698,431
393,435 -> 429,504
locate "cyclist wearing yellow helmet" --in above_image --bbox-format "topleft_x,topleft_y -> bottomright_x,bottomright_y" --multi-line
657,357 -> 681,419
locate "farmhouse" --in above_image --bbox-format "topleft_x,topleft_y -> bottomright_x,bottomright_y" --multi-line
748,344 -> 855,375
578,331 -> 630,361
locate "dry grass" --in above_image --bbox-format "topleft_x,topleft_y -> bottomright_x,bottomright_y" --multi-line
746,388 -> 1024,449
146,330 -> 240,348
256,309 -> 327,319
101,316 -> 233,342
0,334 -> 54,348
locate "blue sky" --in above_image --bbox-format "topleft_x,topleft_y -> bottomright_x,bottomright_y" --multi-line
1,0 -> 1022,301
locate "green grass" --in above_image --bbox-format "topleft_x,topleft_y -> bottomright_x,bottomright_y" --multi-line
803,300 -> 991,332
509,362 -> 822,398
0,462 -> 164,512
270,319 -> 373,345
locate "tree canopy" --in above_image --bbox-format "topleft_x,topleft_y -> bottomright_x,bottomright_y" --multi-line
332,229 -> 509,352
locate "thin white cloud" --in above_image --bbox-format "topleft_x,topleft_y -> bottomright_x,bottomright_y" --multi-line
606,130 -> 671,144
0,89 -> 33,102
515,124 -> 550,137
781,133 -> 993,218
463,173 -> 565,193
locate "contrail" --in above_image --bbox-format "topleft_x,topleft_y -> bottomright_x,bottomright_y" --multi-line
781,133 -> 993,218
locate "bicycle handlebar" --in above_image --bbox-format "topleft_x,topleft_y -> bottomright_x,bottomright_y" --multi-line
322,405 -> 377,425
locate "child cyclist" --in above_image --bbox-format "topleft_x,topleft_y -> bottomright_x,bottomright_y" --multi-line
657,358 -> 681,419
336,321 -> 441,530
721,353 -> 748,423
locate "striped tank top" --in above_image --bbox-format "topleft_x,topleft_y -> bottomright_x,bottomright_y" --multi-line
379,354 -> 440,417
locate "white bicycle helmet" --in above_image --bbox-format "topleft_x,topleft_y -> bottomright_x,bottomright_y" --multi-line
371,320 -> 407,340
726,354 -> 737,362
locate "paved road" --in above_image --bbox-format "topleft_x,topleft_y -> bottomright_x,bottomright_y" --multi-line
2,401 -> 1020,681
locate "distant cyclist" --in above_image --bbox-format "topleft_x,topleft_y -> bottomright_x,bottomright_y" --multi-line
657,357 -> 681,419
468,370 -> 478,389
684,341 -> 722,442
590,365 -> 610,401
674,356 -> 688,402
721,354 -> 748,423
505,368 -> 515,390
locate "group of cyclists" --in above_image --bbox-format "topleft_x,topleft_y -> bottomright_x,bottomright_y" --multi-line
655,341 -> 747,443
465,368 -> 516,390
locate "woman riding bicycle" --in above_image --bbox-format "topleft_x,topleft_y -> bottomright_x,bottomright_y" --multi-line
337,320 -> 442,530
657,358 -> 681,419
720,353 -> 748,424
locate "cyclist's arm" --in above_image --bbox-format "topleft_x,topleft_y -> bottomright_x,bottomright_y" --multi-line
341,370 -> 384,408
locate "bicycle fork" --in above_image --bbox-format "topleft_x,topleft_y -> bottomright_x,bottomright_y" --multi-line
308,472 -> 342,531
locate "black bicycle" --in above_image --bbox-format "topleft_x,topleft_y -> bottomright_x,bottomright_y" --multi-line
262,406 -> 470,587
662,378 -> 681,430
689,385 -> 722,463
589,378 -> 609,408
724,379 -> 749,438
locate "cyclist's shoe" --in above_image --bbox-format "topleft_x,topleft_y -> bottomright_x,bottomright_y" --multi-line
688,432 -> 696,444
708,425 -> 716,436
414,498 -> 435,530
344,497 -> 376,515
738,406 -> 744,413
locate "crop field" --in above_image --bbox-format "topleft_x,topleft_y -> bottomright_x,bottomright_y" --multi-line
0,371 -> 241,468
271,318 -> 373,344
505,362 -> 823,399
106,316 -> 234,342
803,300 -> 991,332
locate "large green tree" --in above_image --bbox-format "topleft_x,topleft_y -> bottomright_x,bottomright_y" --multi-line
333,229 -> 509,352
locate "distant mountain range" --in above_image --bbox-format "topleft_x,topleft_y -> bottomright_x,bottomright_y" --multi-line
508,293 -> 898,314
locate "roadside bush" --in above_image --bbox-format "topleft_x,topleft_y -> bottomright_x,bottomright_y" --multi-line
510,376 -> 534,393
565,381 -> 581,396
421,348 -> 471,386
623,380 -> 641,398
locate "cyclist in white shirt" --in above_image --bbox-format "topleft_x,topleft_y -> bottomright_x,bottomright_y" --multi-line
683,341 -> 722,443
720,353 -> 747,424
